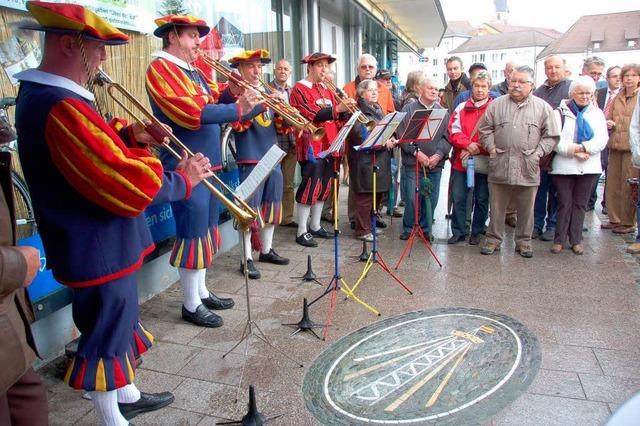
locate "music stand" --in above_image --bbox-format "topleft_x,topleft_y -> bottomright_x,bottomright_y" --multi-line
222,146 -> 303,401
350,112 -> 413,301
307,113 -> 379,338
394,109 -> 445,270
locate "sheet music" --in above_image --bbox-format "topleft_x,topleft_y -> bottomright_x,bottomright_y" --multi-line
234,145 -> 286,201
318,112 -> 360,159
354,111 -> 407,151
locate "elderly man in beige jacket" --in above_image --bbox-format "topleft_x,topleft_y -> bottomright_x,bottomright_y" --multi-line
478,65 -> 560,258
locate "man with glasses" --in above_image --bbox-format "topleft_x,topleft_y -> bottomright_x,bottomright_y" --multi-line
343,54 -> 395,114
582,56 -> 606,84
478,66 -> 560,258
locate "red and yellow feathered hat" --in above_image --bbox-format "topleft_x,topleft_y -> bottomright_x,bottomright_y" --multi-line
228,49 -> 271,68
21,1 -> 128,45
301,52 -> 336,65
153,15 -> 210,38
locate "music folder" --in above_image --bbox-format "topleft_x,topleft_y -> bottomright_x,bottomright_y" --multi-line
318,112 -> 360,159
354,111 -> 407,152
234,144 -> 286,202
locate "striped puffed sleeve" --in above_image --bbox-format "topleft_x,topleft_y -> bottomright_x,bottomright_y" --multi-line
145,58 -> 215,130
45,98 -> 164,218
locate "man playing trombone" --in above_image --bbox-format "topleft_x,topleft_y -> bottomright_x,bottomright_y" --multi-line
15,2 -> 215,423
146,15 -> 260,328
289,52 -> 356,247
219,49 -> 290,279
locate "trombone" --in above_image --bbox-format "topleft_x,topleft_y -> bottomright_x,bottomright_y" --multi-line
197,51 -> 325,141
93,69 -> 257,230
323,79 -> 376,132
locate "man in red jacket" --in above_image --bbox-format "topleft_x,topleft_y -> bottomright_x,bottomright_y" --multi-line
448,71 -> 493,245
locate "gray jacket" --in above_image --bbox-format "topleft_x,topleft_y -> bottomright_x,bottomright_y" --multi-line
478,94 -> 560,186
397,100 -> 451,171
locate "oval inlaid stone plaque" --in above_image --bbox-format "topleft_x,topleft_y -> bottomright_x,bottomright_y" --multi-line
303,307 -> 540,425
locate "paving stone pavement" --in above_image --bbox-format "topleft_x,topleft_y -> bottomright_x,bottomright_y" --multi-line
43,177 -> 640,425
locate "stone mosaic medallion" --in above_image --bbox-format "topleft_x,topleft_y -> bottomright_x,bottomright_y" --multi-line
303,307 -> 540,425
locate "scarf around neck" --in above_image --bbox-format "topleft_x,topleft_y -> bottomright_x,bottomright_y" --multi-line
568,100 -> 594,144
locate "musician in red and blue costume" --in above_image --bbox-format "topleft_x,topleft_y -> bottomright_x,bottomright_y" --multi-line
218,49 -> 290,279
289,53 -> 356,247
146,15 -> 260,328
14,2 -> 215,424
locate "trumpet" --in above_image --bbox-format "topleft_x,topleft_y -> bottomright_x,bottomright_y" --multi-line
323,78 -> 376,132
197,51 -> 325,141
93,68 -> 257,230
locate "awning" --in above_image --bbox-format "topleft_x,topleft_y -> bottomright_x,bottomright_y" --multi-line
354,0 -> 446,51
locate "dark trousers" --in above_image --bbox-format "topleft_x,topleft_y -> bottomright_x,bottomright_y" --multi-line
534,170 -> 557,232
0,368 -> 48,426
354,192 -> 383,236
552,174 -> 599,246
451,170 -> 490,237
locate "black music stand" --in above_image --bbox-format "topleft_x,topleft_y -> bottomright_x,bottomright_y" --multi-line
350,112 -> 413,300
307,113 -> 379,338
394,109 -> 445,270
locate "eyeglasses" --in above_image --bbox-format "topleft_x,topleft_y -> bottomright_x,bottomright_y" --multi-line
360,65 -> 375,69
573,91 -> 593,97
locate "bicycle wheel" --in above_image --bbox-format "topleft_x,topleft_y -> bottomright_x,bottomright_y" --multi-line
11,170 -> 37,239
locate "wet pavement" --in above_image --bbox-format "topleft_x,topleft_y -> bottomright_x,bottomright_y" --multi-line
43,172 -> 640,425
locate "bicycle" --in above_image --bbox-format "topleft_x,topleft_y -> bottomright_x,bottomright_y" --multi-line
0,96 -> 37,239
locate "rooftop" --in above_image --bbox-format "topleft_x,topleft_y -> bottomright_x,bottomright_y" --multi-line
538,10 -> 640,58
450,30 -> 556,54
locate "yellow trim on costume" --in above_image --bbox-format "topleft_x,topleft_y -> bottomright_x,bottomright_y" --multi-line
196,238 -> 204,269
95,359 -> 107,392
174,239 -> 186,264
125,354 -> 135,382
139,324 -> 155,344
63,358 -> 75,384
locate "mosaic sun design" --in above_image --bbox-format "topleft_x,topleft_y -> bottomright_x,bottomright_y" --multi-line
303,308 -> 540,425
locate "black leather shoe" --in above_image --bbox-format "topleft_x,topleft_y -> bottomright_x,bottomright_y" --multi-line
310,226 -> 332,239
295,232 -> 318,247
375,215 -> 388,229
118,391 -> 175,420
182,305 -> 223,328
258,249 -> 290,265
399,231 -> 410,240
240,259 -> 261,279
201,292 -> 234,310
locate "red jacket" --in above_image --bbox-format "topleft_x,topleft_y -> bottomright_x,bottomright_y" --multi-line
448,97 -> 492,172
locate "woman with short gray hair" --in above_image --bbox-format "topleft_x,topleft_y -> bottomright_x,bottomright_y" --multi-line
348,79 -> 397,241
549,75 -> 608,254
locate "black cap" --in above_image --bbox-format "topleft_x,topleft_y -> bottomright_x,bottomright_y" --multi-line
375,69 -> 392,80
468,62 -> 487,74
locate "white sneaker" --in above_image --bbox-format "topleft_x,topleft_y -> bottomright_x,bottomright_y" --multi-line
375,227 -> 383,235
358,233 -> 374,242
